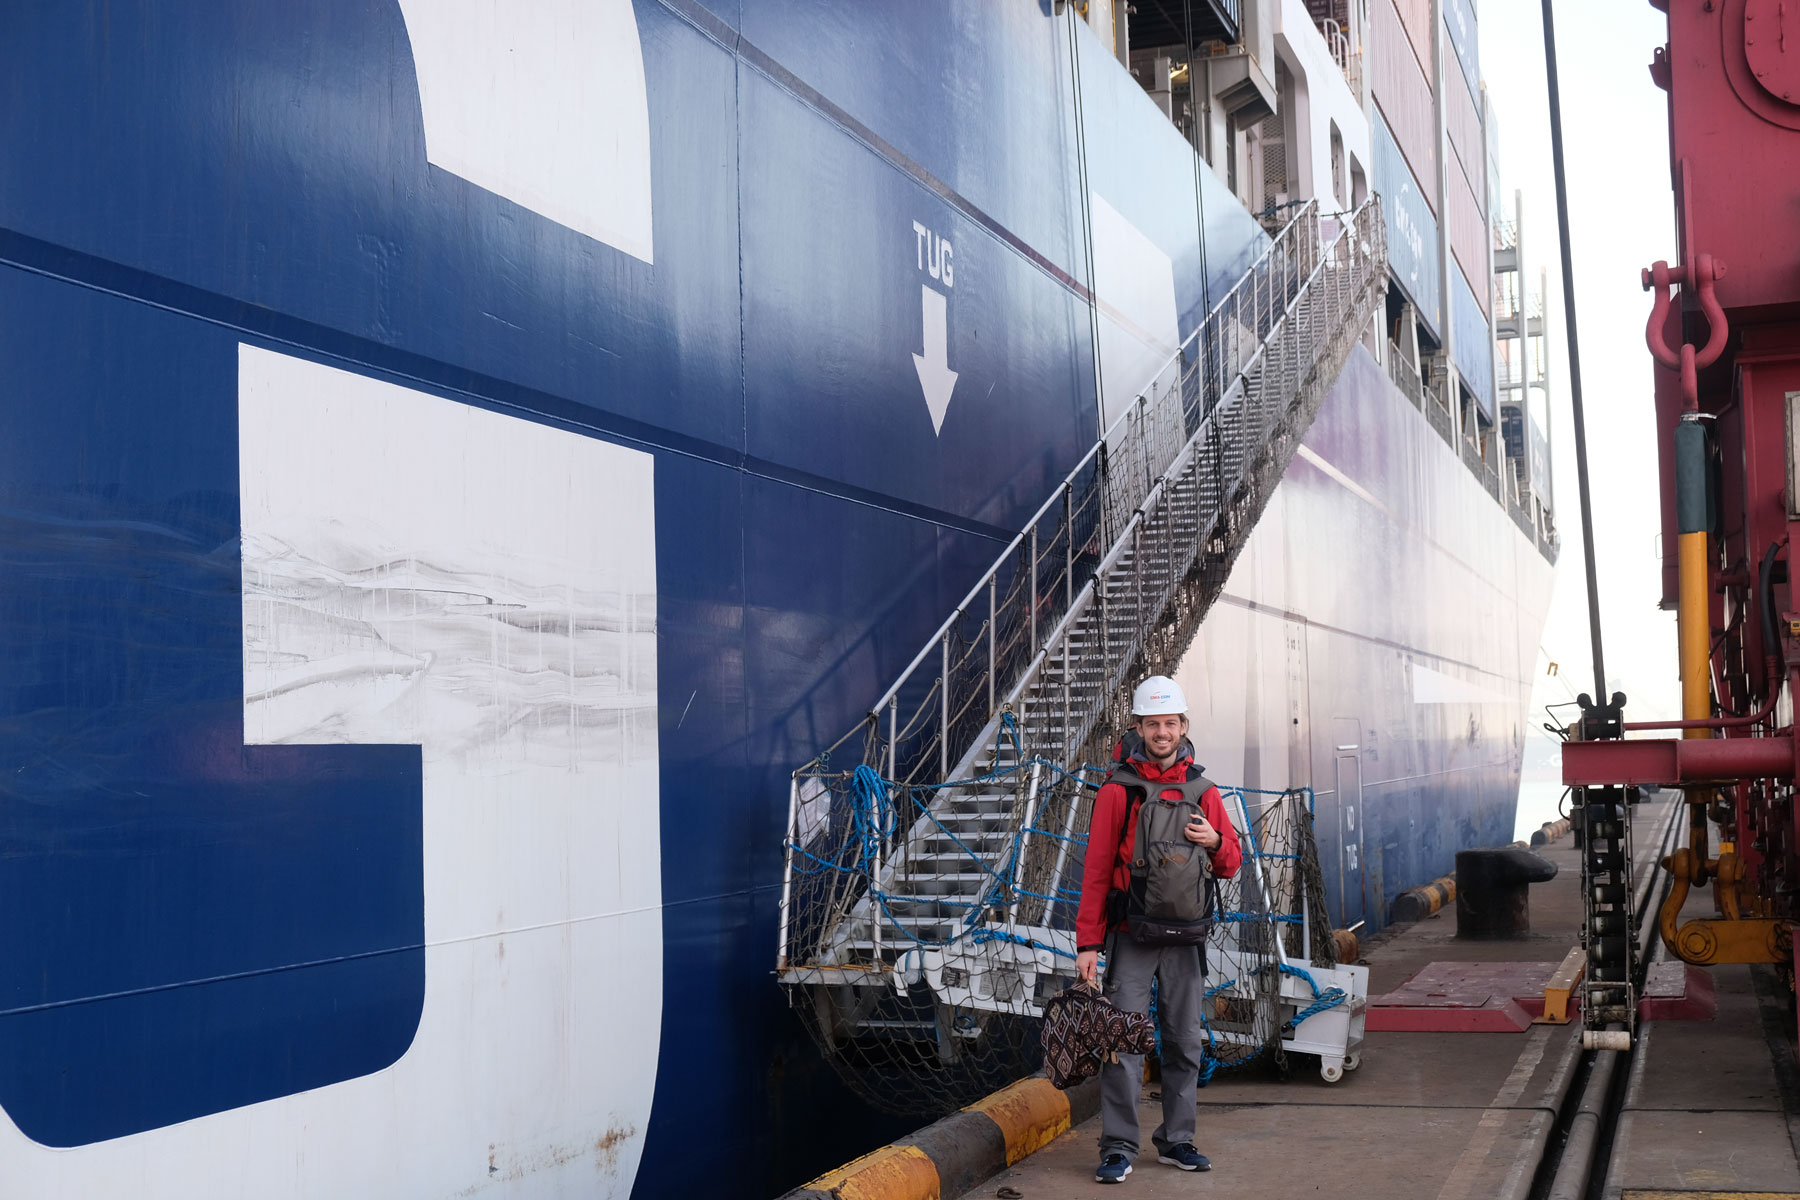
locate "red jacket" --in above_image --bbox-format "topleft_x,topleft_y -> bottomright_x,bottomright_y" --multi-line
1075,745 -> 1243,950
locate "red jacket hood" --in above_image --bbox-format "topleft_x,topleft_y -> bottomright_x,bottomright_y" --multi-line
1110,733 -> 1199,782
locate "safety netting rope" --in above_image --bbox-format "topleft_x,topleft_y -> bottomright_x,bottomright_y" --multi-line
782,717 -> 1338,1116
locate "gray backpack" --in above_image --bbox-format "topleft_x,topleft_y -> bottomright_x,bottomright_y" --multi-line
1108,765 -> 1222,946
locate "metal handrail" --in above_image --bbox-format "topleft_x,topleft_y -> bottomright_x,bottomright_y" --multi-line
836,203 -> 1326,791
864,201 -> 1321,726
996,201 -> 1382,747
1386,342 -> 1425,410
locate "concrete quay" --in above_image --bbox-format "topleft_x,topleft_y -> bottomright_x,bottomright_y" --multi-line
959,789 -> 1791,1200
781,788 -> 1800,1200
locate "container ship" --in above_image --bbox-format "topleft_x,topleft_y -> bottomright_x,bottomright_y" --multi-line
0,1 -> 1556,1196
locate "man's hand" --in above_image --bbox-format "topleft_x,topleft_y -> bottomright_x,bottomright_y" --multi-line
1076,949 -> 1099,984
1185,813 -> 1221,850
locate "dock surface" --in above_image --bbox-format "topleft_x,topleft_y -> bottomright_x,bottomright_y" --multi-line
954,791 -> 1800,1200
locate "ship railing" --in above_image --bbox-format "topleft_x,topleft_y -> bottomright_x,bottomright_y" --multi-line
1538,509 -> 1561,562
1002,201 -> 1384,777
1393,340 -> 1549,538
1212,0 -> 1243,40
1428,389 -> 1455,445
1506,472 -> 1536,539
1389,343 -> 1456,447
1317,17 -> 1364,102
1391,345 -> 1551,545
1482,428 -> 1504,501
778,198 -> 1388,977
1460,419 -> 1480,468
1385,341 -> 1424,410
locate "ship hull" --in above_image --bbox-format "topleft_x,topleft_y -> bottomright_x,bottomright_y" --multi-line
1175,346 -> 1555,934
0,2 -> 1550,1196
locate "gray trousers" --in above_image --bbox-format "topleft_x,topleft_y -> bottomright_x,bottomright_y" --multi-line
1099,934 -> 1207,1157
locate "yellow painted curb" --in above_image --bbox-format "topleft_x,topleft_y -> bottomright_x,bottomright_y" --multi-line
964,1076 -> 1072,1163
778,1076 -> 1099,1199
801,1143 -> 940,1200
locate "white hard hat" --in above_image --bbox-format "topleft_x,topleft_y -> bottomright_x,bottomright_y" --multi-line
1131,675 -> 1187,716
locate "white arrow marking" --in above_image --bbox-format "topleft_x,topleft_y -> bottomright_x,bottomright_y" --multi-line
912,284 -> 958,436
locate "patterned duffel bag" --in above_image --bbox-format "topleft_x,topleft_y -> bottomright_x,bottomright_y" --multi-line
1039,980 -> 1158,1090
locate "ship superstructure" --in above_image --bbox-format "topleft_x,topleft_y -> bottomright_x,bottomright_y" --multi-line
1163,0 -> 1563,939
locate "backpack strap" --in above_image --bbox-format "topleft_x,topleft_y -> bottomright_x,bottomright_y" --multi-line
1102,763 -> 1148,852
1107,761 -> 1216,849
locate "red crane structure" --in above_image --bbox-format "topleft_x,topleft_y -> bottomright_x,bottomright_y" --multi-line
1561,0 -> 1800,1040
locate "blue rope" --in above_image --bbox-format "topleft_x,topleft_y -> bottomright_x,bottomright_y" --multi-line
1019,825 -> 1085,845
878,894 -> 981,909
802,752 -> 1322,972
1148,971 -> 1278,1087
1278,962 -> 1348,1032
999,709 -> 1021,757
831,726 -> 1097,926
851,764 -> 897,875
1039,760 -> 1104,791
814,758 -> 1339,1077
1194,976 -> 1263,1084
785,843 -> 858,876
897,761 -> 1028,791
1011,885 -> 1081,904
826,759 -> 1337,1070
969,928 -> 1077,959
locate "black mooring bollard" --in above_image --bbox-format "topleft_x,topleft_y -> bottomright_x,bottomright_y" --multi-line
1455,845 -> 1558,939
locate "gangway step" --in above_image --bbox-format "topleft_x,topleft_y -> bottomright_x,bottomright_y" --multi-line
885,872 -> 1006,897
917,831 -> 1011,853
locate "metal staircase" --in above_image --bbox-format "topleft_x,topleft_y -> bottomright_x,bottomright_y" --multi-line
778,199 -> 1387,1112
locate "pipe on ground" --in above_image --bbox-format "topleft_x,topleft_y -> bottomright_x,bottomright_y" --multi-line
1546,794 -> 1683,1200
1544,1028 -> 1623,1200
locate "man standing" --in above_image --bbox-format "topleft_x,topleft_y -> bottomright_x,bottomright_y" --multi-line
1074,675 -> 1242,1185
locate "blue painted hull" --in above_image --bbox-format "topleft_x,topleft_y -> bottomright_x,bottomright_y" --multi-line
0,2 -> 1550,1195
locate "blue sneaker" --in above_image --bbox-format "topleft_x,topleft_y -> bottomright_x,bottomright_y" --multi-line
1095,1152 -> 1133,1184
1157,1143 -> 1211,1171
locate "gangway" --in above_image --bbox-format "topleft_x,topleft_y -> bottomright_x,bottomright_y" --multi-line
778,198 -> 1386,1113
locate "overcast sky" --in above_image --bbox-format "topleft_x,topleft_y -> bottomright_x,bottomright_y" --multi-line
1479,1 -> 1681,745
